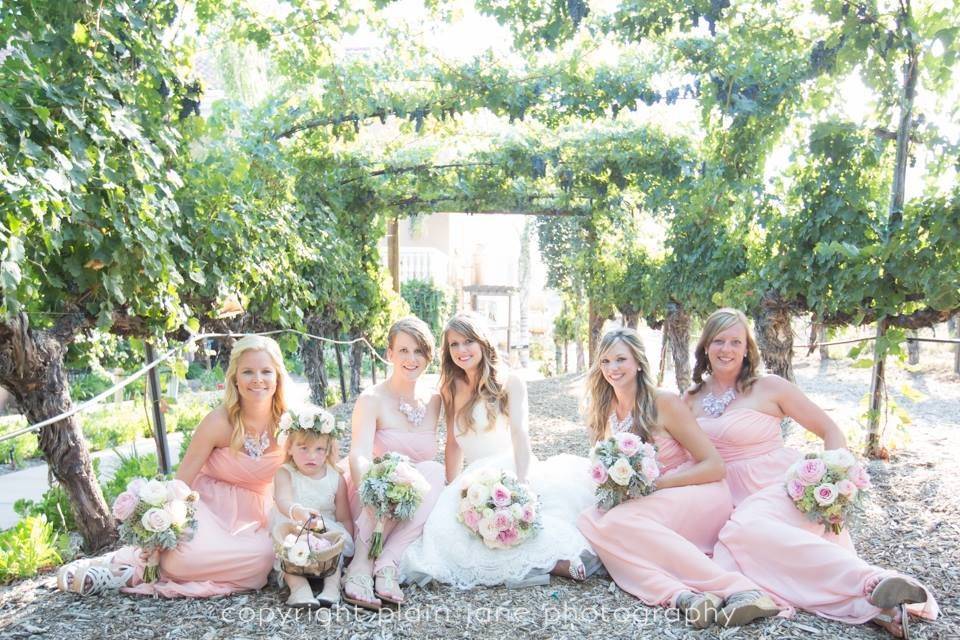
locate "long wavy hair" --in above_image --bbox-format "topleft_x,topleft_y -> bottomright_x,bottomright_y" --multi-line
690,308 -> 762,395
439,313 -> 509,434
223,335 -> 289,452
584,328 -> 658,445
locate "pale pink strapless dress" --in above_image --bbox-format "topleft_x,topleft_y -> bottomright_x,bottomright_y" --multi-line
577,434 -> 761,607
702,408 -> 939,623
115,446 -> 284,597
342,424 -> 445,572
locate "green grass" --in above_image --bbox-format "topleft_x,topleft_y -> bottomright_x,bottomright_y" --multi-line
0,516 -> 70,584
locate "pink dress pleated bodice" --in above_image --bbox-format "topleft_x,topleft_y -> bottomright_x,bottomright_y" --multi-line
697,407 -> 801,505
706,408 -> 939,623
116,446 -> 284,598
577,431 -> 761,607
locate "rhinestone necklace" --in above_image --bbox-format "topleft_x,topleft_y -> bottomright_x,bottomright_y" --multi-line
243,431 -> 270,459
398,397 -> 427,429
702,387 -> 736,417
609,411 -> 634,434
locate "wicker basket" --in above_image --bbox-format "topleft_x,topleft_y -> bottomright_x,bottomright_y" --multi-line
276,518 -> 344,579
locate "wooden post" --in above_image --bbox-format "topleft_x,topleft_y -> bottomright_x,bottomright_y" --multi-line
389,216 -> 400,293
145,342 -> 172,476
658,336 -> 668,387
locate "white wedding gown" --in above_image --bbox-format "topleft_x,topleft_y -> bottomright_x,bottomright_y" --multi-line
400,406 -> 596,588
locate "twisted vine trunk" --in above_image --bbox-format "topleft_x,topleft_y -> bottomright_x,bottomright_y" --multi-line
754,292 -> 795,382
623,312 -> 639,330
907,329 -> 920,365
0,313 -> 114,551
349,332 -> 364,399
588,300 -> 605,366
301,318 -> 330,406
664,301 -> 690,392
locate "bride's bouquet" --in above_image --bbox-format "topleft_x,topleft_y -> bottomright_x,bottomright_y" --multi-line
785,449 -> 871,535
588,432 -> 660,510
358,452 -> 431,558
112,477 -> 199,582
457,468 -> 540,550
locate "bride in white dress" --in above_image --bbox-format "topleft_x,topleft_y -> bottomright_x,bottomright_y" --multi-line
401,313 -> 597,588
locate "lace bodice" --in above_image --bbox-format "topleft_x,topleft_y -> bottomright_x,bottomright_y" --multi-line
283,463 -> 339,518
454,403 -> 513,465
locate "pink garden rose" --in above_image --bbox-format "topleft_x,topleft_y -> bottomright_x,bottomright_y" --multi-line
126,477 -> 147,496
640,457 -> 660,483
493,509 -> 514,531
813,483 -> 838,507
642,443 -> 657,458
847,464 -> 872,490
614,432 -> 641,457
497,527 -> 519,546
796,459 -> 827,485
166,479 -> 192,502
307,534 -> 332,553
463,508 -> 481,531
141,507 -> 173,533
589,462 -> 609,485
112,491 -> 139,521
836,479 -> 858,498
491,483 -> 513,508
521,503 -> 537,523
786,478 -> 806,501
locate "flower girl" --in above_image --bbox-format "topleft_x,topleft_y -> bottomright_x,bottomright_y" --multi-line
271,405 -> 355,608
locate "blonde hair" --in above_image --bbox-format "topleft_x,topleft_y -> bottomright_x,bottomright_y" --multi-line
284,429 -> 340,470
388,316 -> 436,363
439,313 -> 508,434
690,308 -> 762,395
584,328 -> 658,445
223,335 -> 289,452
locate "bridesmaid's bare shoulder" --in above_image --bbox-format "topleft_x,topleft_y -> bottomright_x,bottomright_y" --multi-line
193,404 -> 233,448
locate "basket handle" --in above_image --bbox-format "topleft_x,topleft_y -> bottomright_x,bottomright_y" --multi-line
295,513 -> 327,541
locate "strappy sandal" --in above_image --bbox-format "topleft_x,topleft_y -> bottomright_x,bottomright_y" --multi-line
374,566 -> 404,606
676,591 -> 723,629
717,590 -> 780,627
870,576 -> 928,609
341,572 -> 382,611
71,563 -> 135,596
873,603 -> 910,639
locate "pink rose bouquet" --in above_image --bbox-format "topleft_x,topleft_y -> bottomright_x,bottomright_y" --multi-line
784,449 -> 870,535
113,477 -> 199,581
457,469 -> 540,550
358,452 -> 430,558
588,432 -> 660,510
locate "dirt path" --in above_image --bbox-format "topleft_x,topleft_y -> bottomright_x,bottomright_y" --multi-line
0,354 -> 956,639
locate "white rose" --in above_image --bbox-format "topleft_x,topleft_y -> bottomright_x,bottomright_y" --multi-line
141,507 -> 173,533
287,541 -> 311,566
165,500 -> 188,527
821,449 -> 856,469
467,483 -> 491,508
477,468 -> 500,484
477,517 -> 499,541
140,480 -> 170,507
283,533 -> 298,548
510,503 -> 524,520
278,412 -> 294,432
608,457 -> 636,487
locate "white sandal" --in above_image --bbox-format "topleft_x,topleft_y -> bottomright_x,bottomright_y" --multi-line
67,561 -> 134,596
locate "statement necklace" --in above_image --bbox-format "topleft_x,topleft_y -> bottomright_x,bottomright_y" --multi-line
398,397 -> 427,429
702,387 -> 736,417
609,411 -> 634,434
243,431 -> 270,459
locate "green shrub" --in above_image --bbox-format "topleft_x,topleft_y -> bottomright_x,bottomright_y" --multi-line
0,516 -> 69,583
167,397 -> 216,434
401,279 -> 450,340
80,407 -> 150,451
13,484 -> 76,535
177,431 -> 194,468
0,416 -> 38,466
197,366 -> 225,390
101,450 -> 162,505
69,370 -> 114,402
185,361 -> 207,380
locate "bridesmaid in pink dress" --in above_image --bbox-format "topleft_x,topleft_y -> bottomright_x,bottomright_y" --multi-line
577,328 -> 780,628
61,335 -> 290,597
684,308 -> 939,638
340,317 -> 445,610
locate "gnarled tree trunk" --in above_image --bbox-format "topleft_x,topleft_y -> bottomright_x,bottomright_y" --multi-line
754,291 -> 795,382
664,301 -> 691,392
301,318 -> 330,406
349,332 -> 364,399
0,313 -> 114,551
907,329 -> 920,365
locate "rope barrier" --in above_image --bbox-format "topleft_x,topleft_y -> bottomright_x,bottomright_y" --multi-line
794,336 -> 960,349
0,330 -> 389,444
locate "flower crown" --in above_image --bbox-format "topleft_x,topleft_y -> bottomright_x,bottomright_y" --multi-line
278,404 -> 344,442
